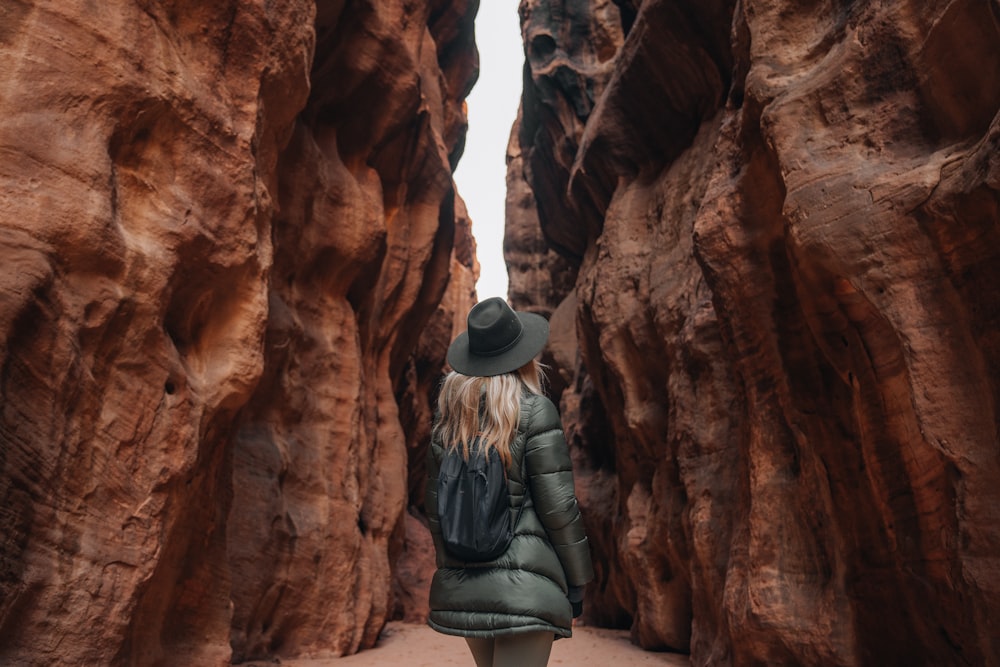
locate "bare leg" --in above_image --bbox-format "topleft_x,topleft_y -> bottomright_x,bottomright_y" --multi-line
465,637 -> 494,667
492,631 -> 554,667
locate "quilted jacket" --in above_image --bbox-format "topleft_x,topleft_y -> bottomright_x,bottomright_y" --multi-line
425,392 -> 595,638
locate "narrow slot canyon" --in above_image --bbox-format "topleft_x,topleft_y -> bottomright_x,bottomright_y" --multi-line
1,1 -> 999,666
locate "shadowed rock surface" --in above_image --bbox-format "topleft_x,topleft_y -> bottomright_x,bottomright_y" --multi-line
0,0 -> 476,664
509,0 -> 1000,665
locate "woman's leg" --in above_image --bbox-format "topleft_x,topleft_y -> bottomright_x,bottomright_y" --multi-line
465,637 -> 495,667
492,631 -> 554,667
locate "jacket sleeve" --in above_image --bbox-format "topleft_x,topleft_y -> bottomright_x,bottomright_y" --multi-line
524,395 -> 595,587
424,443 -> 447,568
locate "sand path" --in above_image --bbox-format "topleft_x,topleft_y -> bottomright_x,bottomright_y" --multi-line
247,622 -> 690,666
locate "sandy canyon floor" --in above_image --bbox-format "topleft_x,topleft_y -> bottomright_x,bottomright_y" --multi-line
244,622 -> 691,666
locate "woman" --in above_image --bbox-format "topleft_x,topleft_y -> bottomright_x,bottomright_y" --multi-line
425,297 -> 595,667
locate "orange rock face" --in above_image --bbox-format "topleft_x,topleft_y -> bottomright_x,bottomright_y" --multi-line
0,0 -> 475,664
510,0 -> 1000,665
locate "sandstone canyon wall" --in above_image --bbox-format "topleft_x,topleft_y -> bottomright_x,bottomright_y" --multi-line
509,0 -> 1000,665
0,1 -> 476,665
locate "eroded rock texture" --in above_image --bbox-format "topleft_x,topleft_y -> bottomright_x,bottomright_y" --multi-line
510,0 -> 1000,665
0,0 -> 476,665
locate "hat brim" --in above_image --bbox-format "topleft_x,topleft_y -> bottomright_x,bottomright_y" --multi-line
446,311 -> 549,377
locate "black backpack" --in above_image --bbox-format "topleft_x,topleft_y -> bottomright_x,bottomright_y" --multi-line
437,439 -> 523,562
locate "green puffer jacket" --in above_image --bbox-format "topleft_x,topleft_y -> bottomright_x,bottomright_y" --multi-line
425,392 -> 595,638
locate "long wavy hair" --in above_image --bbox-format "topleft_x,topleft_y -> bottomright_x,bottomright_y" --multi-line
434,360 -> 546,467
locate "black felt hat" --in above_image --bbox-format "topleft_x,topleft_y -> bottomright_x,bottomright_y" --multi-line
447,297 -> 549,377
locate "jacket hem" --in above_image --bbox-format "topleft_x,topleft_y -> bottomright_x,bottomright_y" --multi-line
427,618 -> 572,640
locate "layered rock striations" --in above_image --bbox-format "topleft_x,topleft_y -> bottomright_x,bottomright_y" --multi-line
510,0 -> 1000,664
0,0 -> 476,665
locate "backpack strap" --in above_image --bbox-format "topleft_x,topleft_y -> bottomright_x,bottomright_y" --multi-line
510,394 -> 534,530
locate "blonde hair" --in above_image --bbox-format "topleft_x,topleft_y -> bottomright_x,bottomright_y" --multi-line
435,360 -> 546,467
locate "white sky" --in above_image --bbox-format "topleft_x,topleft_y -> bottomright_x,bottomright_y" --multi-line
453,1 -> 523,301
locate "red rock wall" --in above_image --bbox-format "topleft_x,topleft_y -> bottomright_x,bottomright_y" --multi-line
0,0 -> 476,664
510,0 -> 1000,665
